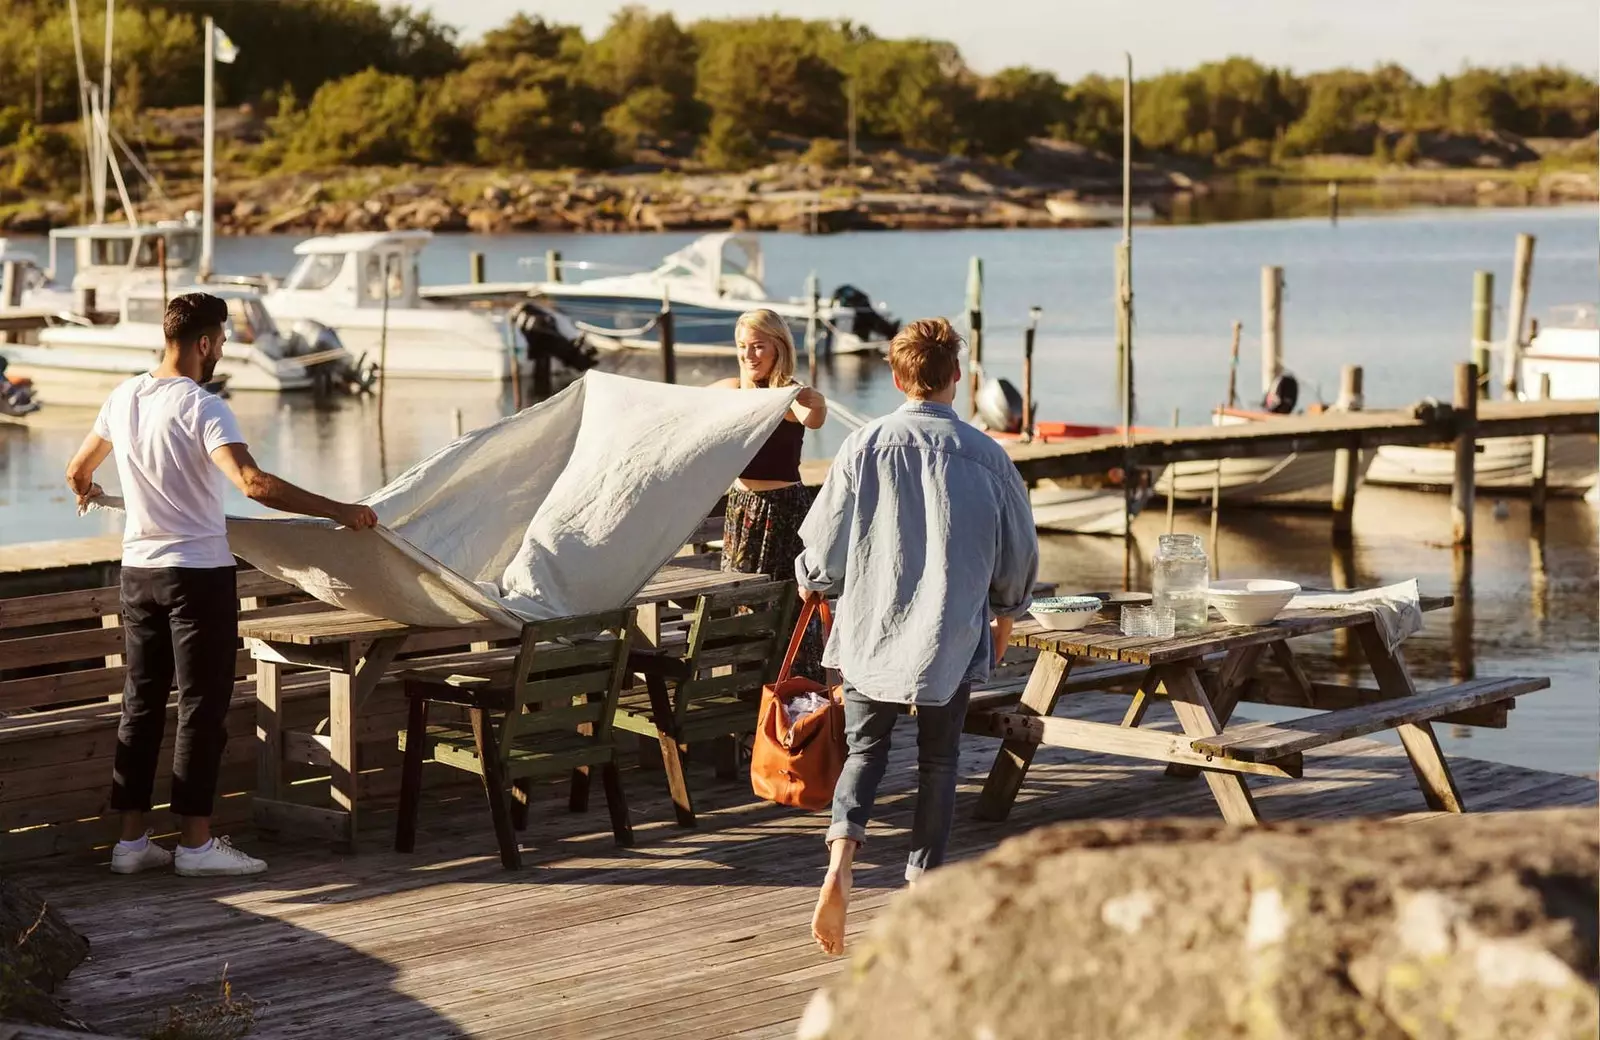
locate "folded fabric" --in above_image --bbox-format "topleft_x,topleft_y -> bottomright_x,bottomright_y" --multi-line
1288,578 -> 1424,652
87,372 -> 798,627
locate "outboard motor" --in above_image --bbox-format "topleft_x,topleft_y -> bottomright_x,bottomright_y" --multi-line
512,300 -> 599,373
0,355 -> 40,417
975,377 -> 1030,434
1263,371 -> 1299,415
832,284 -> 900,342
288,319 -> 373,396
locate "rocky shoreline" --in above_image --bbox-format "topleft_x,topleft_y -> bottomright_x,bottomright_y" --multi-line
3,133 -> 1593,237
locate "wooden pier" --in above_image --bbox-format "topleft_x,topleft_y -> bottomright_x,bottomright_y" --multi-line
15,695 -> 1595,1040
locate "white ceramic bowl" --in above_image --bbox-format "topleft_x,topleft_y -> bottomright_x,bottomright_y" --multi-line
1207,579 -> 1301,626
1029,595 -> 1104,632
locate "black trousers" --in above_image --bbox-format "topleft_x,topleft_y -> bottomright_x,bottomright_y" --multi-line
111,566 -> 238,818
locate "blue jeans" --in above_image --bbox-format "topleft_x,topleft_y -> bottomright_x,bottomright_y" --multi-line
826,681 -> 972,883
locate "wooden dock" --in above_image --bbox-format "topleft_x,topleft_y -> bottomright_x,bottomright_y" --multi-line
800,396 -> 1599,486
17,693 -> 1595,1040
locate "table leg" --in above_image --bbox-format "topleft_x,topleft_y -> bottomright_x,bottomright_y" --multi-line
328,637 -> 403,851
255,657 -> 284,835
1268,641 -> 1316,707
1120,670 -> 1159,728
975,650 -> 1072,822
1356,624 -> 1465,813
1159,664 -> 1260,825
1166,644 -> 1268,779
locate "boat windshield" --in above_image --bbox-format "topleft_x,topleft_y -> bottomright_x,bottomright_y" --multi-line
225,296 -> 274,343
134,231 -> 200,268
88,237 -> 133,267
125,297 -> 165,325
286,253 -> 344,292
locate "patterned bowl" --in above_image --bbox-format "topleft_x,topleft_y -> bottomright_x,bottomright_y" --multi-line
1029,595 -> 1104,632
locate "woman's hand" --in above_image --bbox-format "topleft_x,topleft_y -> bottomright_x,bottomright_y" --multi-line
792,385 -> 828,429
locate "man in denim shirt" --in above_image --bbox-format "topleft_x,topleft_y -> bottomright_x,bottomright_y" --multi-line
796,318 -> 1039,955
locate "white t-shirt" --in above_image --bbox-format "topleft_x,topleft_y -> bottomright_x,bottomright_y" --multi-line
93,374 -> 246,568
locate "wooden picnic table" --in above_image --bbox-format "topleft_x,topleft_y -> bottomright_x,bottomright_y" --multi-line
973,595 -> 1549,825
239,554 -> 766,848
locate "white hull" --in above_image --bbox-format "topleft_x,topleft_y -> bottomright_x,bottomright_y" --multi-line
2,347 -> 159,407
1154,449 -> 1363,508
1367,435 -> 1598,494
1030,483 -> 1149,536
309,322 -> 512,381
32,331 -> 311,392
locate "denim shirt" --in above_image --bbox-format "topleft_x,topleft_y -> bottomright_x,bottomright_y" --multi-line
795,399 -> 1040,705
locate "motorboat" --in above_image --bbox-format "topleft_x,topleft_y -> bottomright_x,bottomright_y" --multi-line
0,220 -> 203,320
19,285 -> 353,394
425,233 -> 900,357
1366,305 -> 1599,496
263,231 -> 526,381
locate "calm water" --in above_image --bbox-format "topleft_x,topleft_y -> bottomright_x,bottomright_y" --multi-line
2,205 -> 1595,774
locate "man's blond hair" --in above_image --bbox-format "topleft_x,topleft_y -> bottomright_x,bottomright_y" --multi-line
889,317 -> 963,398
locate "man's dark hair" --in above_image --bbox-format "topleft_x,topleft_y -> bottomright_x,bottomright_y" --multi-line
163,292 -> 229,350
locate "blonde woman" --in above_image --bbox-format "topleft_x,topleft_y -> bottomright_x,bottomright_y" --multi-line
712,309 -> 828,674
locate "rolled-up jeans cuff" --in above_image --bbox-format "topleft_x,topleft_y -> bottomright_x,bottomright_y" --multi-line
826,821 -> 865,847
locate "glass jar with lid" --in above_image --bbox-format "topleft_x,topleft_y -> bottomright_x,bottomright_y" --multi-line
1152,533 -> 1210,634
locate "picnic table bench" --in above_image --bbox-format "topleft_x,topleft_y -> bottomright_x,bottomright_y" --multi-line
239,553 -> 768,848
972,595 -> 1550,825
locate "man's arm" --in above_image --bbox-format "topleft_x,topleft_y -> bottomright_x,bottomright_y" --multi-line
65,432 -> 112,508
793,454 -> 855,596
210,443 -> 378,529
988,465 -> 1041,663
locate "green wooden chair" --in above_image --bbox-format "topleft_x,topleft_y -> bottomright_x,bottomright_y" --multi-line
394,608 -> 636,869
613,579 -> 797,827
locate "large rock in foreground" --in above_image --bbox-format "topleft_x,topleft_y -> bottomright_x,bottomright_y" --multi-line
0,878 -> 91,1029
801,810 -> 1597,1040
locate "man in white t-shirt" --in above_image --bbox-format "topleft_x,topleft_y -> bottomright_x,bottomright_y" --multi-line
65,292 -> 378,877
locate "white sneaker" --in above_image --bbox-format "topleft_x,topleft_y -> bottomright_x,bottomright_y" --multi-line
173,836 -> 268,877
110,832 -> 173,875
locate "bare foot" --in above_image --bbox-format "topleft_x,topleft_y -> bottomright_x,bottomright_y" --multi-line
811,868 -> 851,956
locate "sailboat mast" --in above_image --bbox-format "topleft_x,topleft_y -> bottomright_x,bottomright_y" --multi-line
200,15 -> 215,278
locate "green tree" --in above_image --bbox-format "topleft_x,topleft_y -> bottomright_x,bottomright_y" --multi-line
969,66 -> 1068,157
8,122 -> 77,191
282,68 -> 421,167
603,86 -> 681,147
582,7 -> 698,113
466,12 -> 584,65
693,18 -> 846,145
849,38 -> 973,152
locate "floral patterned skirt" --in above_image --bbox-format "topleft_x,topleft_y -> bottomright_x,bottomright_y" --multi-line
722,483 -> 824,682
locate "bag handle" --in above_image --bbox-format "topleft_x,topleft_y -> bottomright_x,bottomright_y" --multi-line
777,592 -> 832,684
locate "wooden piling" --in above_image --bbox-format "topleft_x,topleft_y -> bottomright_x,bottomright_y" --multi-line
805,271 -> 820,386
1501,233 -> 1534,397
1260,266 -> 1283,398
658,291 -> 676,385
1225,321 -> 1242,408
451,408 -> 464,439
966,256 -> 984,419
1208,456 -> 1222,577
1451,362 -> 1477,548
0,261 -> 18,344
156,237 -> 168,308
1022,308 -> 1039,440
1330,364 -> 1364,537
1450,544 -> 1475,683
546,249 -> 563,284
1166,408 -> 1178,534
1471,269 -> 1492,398
470,252 -> 485,285
1530,373 -> 1551,521
377,257 -> 392,481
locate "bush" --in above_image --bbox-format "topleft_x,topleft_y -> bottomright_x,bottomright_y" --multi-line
700,112 -> 766,170
603,86 -> 682,148
281,69 -> 420,167
1372,133 -> 1392,164
8,124 -> 78,192
476,87 -> 614,169
801,137 -> 846,168
0,107 -> 27,148
1393,131 -> 1421,165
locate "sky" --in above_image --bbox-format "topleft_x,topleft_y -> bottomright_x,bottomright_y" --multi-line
399,0 -> 1600,78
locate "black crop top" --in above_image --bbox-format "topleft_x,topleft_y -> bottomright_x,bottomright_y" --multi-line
741,418 -> 804,482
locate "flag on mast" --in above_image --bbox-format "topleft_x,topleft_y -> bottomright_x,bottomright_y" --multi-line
212,24 -> 239,64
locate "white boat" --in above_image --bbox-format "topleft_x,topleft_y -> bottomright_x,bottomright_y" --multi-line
1367,308 -> 1599,495
1045,197 -> 1156,223
1030,483 -> 1151,535
22,285 -> 347,394
425,233 -> 900,357
263,231 -> 521,381
1,220 -> 204,319
1154,409 -> 1369,509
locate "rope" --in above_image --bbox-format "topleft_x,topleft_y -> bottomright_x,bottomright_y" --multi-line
573,315 -> 660,338
827,402 -> 874,431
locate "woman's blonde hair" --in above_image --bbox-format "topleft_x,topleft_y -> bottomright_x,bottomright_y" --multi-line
734,309 -> 797,388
